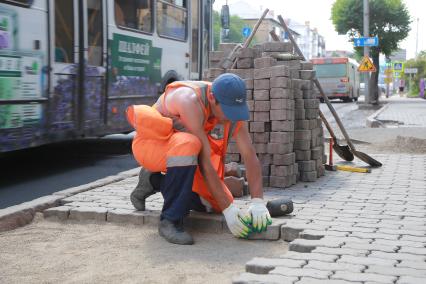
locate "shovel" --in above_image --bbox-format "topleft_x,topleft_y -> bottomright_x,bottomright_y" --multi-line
277,15 -> 382,168
269,30 -> 354,162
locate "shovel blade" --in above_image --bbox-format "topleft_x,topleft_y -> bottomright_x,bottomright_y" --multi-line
353,150 -> 382,168
333,144 -> 354,161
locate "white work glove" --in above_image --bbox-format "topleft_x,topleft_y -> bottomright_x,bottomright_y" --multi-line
247,198 -> 272,233
223,203 -> 252,238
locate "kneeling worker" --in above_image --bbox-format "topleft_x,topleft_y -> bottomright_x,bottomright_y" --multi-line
126,73 -> 272,245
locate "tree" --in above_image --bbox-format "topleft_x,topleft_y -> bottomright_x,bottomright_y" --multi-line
213,10 -> 246,50
331,0 -> 411,104
403,51 -> 426,96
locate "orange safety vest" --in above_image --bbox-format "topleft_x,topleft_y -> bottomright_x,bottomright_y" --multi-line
127,81 -> 242,212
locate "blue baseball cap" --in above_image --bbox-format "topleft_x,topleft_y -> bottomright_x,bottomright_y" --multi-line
211,73 -> 249,122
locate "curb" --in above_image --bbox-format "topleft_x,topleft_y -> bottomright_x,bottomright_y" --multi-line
0,167 -> 140,232
366,104 -> 388,128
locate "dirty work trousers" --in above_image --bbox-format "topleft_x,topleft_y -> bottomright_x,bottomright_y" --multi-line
133,132 -> 206,222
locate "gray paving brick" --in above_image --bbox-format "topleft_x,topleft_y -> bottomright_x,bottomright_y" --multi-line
299,229 -> 349,240
337,255 -> 398,267
397,275 -> 426,284
248,219 -> 285,240
372,239 -> 425,248
232,272 -> 297,284
68,206 -> 107,222
366,265 -> 426,278
397,260 -> 426,270
245,257 -> 306,274
369,251 -> 426,262
270,266 -> 332,279
296,278 -> 361,284
289,238 -> 344,252
398,246 -> 426,255
43,206 -> 70,220
350,232 -> 400,240
279,251 -> 339,262
312,247 -> 369,257
305,260 -> 365,273
399,235 -> 426,242
332,271 -> 397,284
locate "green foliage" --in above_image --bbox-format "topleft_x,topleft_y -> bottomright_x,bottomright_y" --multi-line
331,0 -> 411,58
331,0 -> 411,102
213,10 -> 246,50
404,51 -> 426,96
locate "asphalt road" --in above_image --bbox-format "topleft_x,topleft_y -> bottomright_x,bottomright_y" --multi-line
0,134 -> 138,209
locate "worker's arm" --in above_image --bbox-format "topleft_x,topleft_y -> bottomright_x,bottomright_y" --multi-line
176,94 -> 231,211
234,122 -> 263,199
235,122 -> 272,232
176,94 -> 251,238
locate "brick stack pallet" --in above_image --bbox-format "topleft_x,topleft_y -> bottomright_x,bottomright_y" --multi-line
204,41 -> 324,190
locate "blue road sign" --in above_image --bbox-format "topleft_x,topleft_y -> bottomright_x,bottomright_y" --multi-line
353,36 -> 379,47
242,27 -> 251,38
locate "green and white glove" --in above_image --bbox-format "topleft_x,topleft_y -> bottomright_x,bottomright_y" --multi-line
223,203 -> 252,238
248,198 -> 272,233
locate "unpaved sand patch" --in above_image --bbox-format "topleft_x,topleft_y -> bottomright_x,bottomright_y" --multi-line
0,214 -> 287,284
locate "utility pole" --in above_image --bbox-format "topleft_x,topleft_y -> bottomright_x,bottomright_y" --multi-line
363,0 -> 370,103
415,17 -> 419,57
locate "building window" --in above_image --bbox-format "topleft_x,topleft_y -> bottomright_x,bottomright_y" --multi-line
115,0 -> 153,33
157,0 -> 187,41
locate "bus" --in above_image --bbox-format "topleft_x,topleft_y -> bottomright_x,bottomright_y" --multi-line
311,57 -> 360,102
0,0 -> 212,153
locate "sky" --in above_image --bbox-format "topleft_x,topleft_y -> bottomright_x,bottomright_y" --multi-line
213,0 -> 424,60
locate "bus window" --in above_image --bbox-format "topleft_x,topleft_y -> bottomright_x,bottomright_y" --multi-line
314,64 -> 346,78
115,0 -> 153,34
0,0 -> 32,7
157,0 -> 187,41
87,0 -> 103,66
55,0 -> 74,63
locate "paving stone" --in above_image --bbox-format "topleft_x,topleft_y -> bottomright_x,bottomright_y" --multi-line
372,239 -> 425,248
299,229 -> 349,240
398,246 -> 426,255
289,237 -> 344,252
296,278 -> 360,284
68,206 -> 107,222
397,260 -> 426,270
43,206 -> 70,220
245,257 -> 306,274
332,271 -> 397,284
304,260 -> 365,273
248,219 -> 286,240
232,272 -> 297,284
279,251 -> 339,262
311,247 -> 369,257
270,266 -> 332,279
184,211 -> 223,233
369,251 -> 426,262
106,209 -> 144,225
366,265 -> 426,278
397,275 -> 426,284
337,255 -> 398,267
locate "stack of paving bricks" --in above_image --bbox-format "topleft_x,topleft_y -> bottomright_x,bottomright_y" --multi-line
290,60 -> 326,181
204,41 -> 324,189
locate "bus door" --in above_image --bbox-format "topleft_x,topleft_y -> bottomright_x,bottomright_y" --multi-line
190,0 -> 201,80
50,0 -> 106,136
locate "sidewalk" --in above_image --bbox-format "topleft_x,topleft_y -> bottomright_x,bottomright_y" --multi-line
1,151 -> 426,283
368,96 -> 426,128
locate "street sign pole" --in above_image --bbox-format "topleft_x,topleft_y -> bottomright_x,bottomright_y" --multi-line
363,0 -> 370,103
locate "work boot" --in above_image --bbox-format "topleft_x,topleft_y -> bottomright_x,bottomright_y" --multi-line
158,219 -> 194,245
130,168 -> 158,211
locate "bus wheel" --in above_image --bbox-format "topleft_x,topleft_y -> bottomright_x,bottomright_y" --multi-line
353,97 -> 358,102
319,98 -> 324,103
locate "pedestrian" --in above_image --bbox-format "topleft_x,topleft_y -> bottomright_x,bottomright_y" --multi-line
126,73 -> 272,245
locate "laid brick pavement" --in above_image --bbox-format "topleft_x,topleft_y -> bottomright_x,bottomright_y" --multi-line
43,153 -> 426,283
375,97 -> 426,127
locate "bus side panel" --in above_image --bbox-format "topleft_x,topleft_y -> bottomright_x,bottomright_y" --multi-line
105,1 -> 190,133
0,1 -> 49,153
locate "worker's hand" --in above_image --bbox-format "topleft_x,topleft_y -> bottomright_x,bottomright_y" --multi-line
223,203 -> 252,238
248,198 -> 272,233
